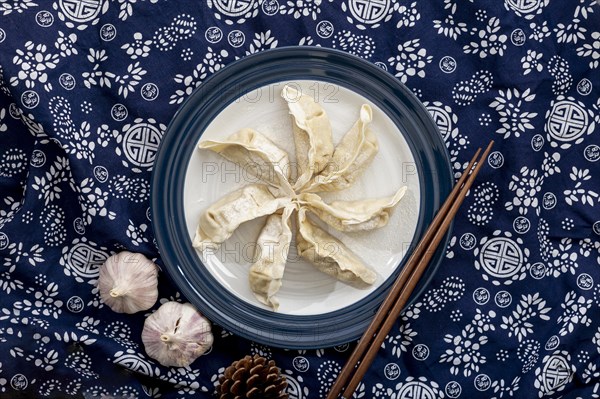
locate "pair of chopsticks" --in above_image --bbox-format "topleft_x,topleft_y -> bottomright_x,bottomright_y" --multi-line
327,141 -> 494,399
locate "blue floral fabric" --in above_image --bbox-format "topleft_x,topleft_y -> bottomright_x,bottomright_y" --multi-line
1,0 -> 600,398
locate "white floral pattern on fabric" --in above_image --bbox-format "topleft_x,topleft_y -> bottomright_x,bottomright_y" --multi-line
0,1 -> 599,398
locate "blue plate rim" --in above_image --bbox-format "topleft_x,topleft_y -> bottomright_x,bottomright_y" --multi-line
151,46 -> 453,349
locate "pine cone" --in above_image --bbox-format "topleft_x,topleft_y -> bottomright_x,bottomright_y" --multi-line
216,354 -> 288,399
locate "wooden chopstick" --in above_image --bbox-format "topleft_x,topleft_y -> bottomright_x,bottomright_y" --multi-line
327,141 -> 494,399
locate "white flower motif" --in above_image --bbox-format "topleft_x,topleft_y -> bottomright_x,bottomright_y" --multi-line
114,62 -> 147,98
3,242 -> 45,267
521,50 -> 543,75
397,2 -> 420,28
126,220 -> 149,246
555,19 -> 587,44
280,0 -> 331,20
576,31 -> 600,69
463,17 -> 508,58
439,324 -> 487,377
245,30 -> 278,56
55,31 -> 78,57
564,167 -> 599,206
0,0 -> 38,15
387,39 -> 433,83
76,178 -> 117,225
491,377 -> 521,399
76,316 -> 101,334
433,14 -> 467,40
489,88 -> 537,138
505,166 -> 542,214
121,32 -> 152,59
82,49 -> 115,88
0,264 -> 24,294
529,21 -> 551,42
558,291 -> 592,335
540,151 -> 561,177
574,0 -> 596,20
31,157 -> 74,205
11,41 -> 60,89
170,48 -> 228,105
500,293 -> 551,342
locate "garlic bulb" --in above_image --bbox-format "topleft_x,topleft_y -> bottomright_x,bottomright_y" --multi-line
142,301 -> 214,367
98,251 -> 159,314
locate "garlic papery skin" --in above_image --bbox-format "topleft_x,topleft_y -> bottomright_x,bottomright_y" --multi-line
98,251 -> 159,314
142,301 -> 214,367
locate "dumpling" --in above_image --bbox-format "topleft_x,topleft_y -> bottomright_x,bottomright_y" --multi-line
299,186 -> 407,232
296,207 -> 377,286
303,104 -> 378,193
249,205 -> 295,311
281,85 -> 334,191
193,184 -> 290,251
198,128 -> 292,190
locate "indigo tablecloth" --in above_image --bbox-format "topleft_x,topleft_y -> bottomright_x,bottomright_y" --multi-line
1,1 -> 600,398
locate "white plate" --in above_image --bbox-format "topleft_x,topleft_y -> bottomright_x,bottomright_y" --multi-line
183,80 -> 420,315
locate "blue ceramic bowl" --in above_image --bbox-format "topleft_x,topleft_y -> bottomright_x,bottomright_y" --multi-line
151,47 -> 452,349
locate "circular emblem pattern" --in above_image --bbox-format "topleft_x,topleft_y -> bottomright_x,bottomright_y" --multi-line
474,374 -> 491,391
384,363 -> 401,380
545,335 -> 560,350
439,56 -> 457,73
577,273 -> 593,290
93,165 -> 109,183
67,296 -> 85,313
511,28 -> 526,46
141,83 -> 159,101
542,192 -> 556,210
593,221 -> 600,236
0,28 -> 5,43
545,98 -> 589,143
495,290 -> 512,307
0,232 -> 9,250
584,145 -> 600,162
426,103 -> 454,141
73,217 -> 86,235
374,61 -> 387,70
262,0 -> 279,15
111,103 -> 128,121
576,78 -> 592,96
146,207 -> 152,221
210,0 -> 255,16
10,374 -> 28,390
59,73 -> 76,90
478,237 -> 523,279
460,233 -> 477,250
30,150 -> 46,167
21,90 -> 39,109
316,20 -> 334,38
334,343 -> 350,352
412,344 -> 429,361
487,151 -> 504,168
100,23 -> 117,41
228,30 -> 245,47
513,216 -> 530,234
121,121 -> 163,169
205,27 -> 223,43
348,0 -> 391,24
292,356 -> 309,372
531,134 -> 544,151
529,262 -> 546,279
541,354 -> 571,393
445,381 -> 462,398
9,103 -> 22,119
397,381 -> 436,399
473,287 -> 490,305
505,0 -> 545,16
59,0 -> 104,23
36,11 -> 55,27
